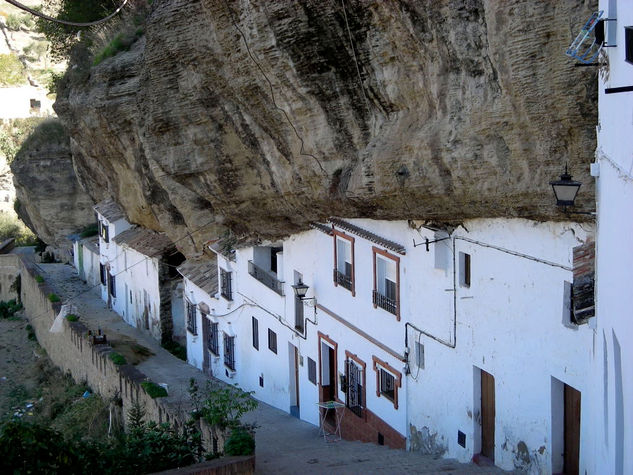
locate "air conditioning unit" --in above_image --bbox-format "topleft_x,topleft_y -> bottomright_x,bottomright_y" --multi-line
225,368 -> 236,379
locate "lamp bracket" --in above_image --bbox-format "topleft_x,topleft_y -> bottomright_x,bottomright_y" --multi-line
413,236 -> 451,252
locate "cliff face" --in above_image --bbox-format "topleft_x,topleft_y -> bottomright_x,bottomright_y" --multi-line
54,0 -> 597,255
11,120 -> 95,251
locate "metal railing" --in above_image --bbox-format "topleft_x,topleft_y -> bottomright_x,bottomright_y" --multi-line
373,290 -> 397,315
333,269 -> 353,291
248,260 -> 284,296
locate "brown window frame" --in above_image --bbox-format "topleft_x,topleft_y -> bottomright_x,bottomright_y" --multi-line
372,355 -> 402,410
372,247 -> 400,320
333,230 -> 355,296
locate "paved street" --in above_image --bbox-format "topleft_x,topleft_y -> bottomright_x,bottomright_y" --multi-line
37,262 -> 507,474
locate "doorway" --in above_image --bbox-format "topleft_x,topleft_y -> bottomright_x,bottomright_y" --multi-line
289,343 -> 300,418
480,369 -> 495,461
563,384 -> 581,474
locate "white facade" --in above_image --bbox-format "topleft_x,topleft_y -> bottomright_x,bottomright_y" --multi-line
182,217 -> 595,470
95,211 -> 131,307
72,237 -> 100,287
587,2 -> 633,474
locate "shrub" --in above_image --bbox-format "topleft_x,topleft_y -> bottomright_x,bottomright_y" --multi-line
224,427 -> 255,456
5,14 -> 23,31
48,293 -> 60,303
188,380 -> 258,430
0,214 -> 37,247
92,28 -> 144,66
108,351 -> 126,365
0,299 -> 23,319
79,223 -> 98,238
65,313 -> 79,322
0,54 -> 26,86
161,340 -> 186,361
141,381 -> 167,399
35,275 -> 44,283
25,324 -> 36,341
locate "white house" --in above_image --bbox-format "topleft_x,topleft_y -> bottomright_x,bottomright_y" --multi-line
180,216 -> 595,473
72,235 -> 100,287
586,2 -> 633,474
93,198 -> 185,344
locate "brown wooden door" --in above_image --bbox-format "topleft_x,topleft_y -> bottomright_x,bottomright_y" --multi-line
481,370 -> 495,461
564,384 -> 581,475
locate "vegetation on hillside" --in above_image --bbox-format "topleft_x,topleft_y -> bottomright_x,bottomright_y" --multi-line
0,118 -> 44,163
0,54 -> 27,86
0,214 -> 38,247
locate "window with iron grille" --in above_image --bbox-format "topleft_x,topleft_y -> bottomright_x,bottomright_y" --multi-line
379,368 -> 395,402
308,357 -> 317,385
220,268 -> 233,301
252,317 -> 259,350
333,233 -> 354,293
373,248 -> 399,317
346,359 -> 364,417
186,301 -> 197,335
100,263 -> 106,285
208,321 -> 219,355
268,329 -> 277,354
223,333 -> 235,370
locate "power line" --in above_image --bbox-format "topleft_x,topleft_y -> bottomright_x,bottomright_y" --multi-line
3,0 -> 130,27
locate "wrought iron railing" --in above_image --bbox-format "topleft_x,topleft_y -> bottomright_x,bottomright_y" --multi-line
248,260 -> 284,296
373,290 -> 397,315
220,269 -> 233,301
333,269 -> 353,291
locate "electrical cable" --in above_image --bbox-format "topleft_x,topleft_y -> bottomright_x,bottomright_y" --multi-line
3,0 -> 130,27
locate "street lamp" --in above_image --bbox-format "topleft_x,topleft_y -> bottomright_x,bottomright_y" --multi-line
292,280 -> 312,301
550,165 -> 595,215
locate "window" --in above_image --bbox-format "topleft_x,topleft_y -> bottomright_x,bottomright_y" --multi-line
308,357 -> 317,385
100,263 -> 106,286
294,292 -> 304,333
270,246 -> 282,274
248,246 -> 284,295
372,247 -> 400,319
108,273 -> 116,298
252,317 -> 259,350
268,328 -> 277,354
223,333 -> 235,370
345,352 -> 365,418
459,252 -> 471,287
208,321 -> 219,355
333,232 -> 354,294
186,301 -> 197,335
99,221 -> 109,243
626,26 -> 633,64
220,268 -> 232,301
372,356 -> 402,409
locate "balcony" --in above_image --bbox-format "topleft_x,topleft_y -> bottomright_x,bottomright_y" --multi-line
248,260 -> 284,296
333,269 -> 353,291
373,290 -> 397,316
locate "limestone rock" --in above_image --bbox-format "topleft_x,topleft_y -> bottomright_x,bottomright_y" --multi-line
54,0 -> 597,255
10,119 -> 95,251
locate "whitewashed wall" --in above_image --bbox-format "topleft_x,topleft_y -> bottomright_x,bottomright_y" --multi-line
97,215 -> 131,304
588,2 -> 633,474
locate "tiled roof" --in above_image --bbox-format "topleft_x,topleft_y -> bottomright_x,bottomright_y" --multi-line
94,198 -> 125,222
328,218 -> 406,255
177,256 -> 218,296
310,222 -> 333,235
113,227 -> 175,257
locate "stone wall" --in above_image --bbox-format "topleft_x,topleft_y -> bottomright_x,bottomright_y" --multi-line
6,255 -> 233,458
0,254 -> 19,302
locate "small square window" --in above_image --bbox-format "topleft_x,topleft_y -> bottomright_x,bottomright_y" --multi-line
268,329 -> 277,354
308,358 -> 317,385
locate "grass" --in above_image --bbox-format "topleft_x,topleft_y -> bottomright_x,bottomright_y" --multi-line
64,314 -> 78,322
93,28 -> 144,66
161,340 -> 186,361
47,294 -> 60,303
0,54 -> 26,86
35,275 -> 44,284
141,381 -> 167,399
108,351 -> 126,366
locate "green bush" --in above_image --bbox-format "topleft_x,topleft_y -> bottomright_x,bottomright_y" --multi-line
48,293 -> 60,303
108,351 -> 126,365
25,324 -> 36,341
5,14 -> 23,31
65,313 -> 79,322
188,380 -> 258,430
35,275 -> 44,283
161,340 -> 186,361
93,28 -> 144,66
0,299 -> 23,319
0,214 -> 38,247
0,54 -> 26,86
79,223 -> 98,238
141,381 -> 167,399
224,427 -> 255,456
